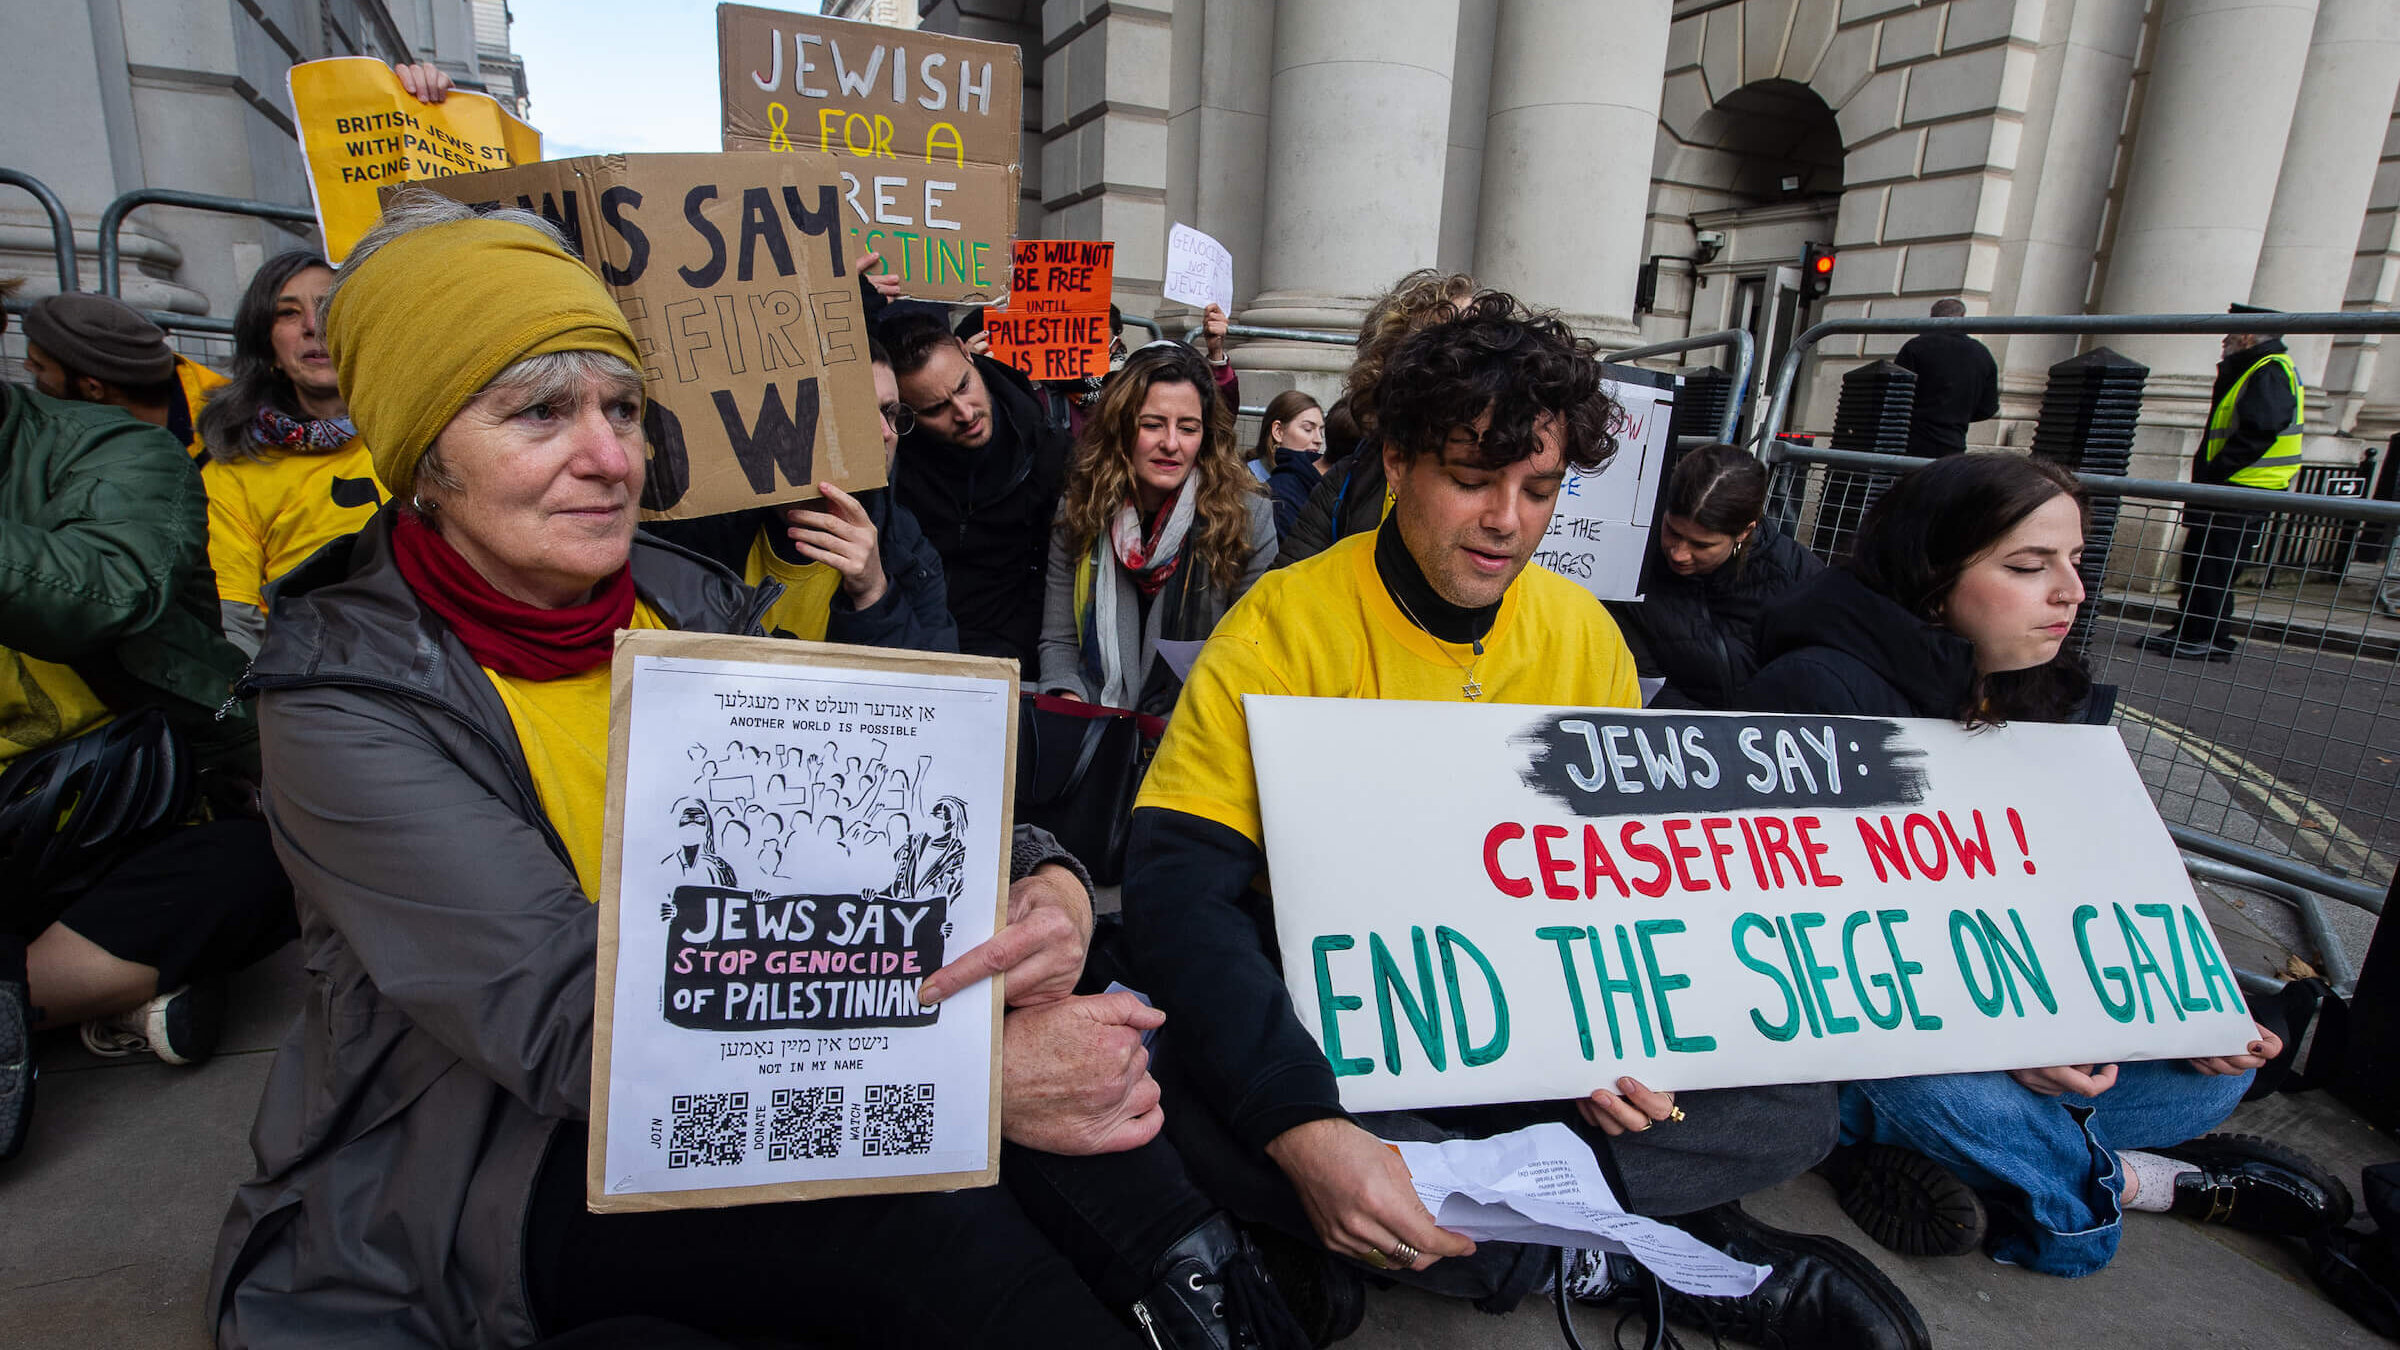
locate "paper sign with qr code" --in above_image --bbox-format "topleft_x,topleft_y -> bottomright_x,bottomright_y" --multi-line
589,630 -> 1016,1210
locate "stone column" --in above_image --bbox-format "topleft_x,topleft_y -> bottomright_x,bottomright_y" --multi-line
2248,0 -> 2400,385
1471,0 -> 1670,347
2096,0 -> 2319,381
1237,0 -> 1462,383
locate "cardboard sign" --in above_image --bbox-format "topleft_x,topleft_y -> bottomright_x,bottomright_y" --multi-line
719,4 -> 1021,302
591,630 -> 1020,1210
983,239 -> 1114,381
1163,223 -> 1234,315
1252,698 -> 2257,1115
413,152 -> 883,521
289,57 -> 542,265
1533,364 -> 1674,604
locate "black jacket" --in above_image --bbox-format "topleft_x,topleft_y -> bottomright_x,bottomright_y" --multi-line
2194,339 -> 2301,486
1274,439 -> 1385,567
1265,448 -> 1323,538
1737,568 -> 1977,718
639,488 -> 959,652
889,356 -> 1070,669
1608,520 -> 1824,710
1893,331 -> 2000,456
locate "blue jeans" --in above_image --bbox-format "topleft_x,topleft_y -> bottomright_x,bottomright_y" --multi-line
1839,1061 -> 2253,1276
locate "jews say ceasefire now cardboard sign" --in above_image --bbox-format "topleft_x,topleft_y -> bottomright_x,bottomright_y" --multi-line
1253,699 -> 2257,1115
718,4 -> 1021,303
417,153 -> 883,522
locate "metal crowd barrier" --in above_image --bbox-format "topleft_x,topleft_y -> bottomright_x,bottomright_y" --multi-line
1119,313 -> 1163,341
1602,326 -> 1755,445
0,168 -> 79,294
95,187 -> 317,337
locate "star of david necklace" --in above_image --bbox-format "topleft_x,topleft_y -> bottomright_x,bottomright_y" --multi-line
1389,589 -> 1492,700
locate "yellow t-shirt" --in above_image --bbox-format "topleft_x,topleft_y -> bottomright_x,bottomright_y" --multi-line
744,525 -> 843,641
0,649 -> 112,765
1137,531 -> 1642,848
482,600 -> 669,901
204,436 -> 385,610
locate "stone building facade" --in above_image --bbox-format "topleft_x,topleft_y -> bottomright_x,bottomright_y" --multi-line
0,0 -> 525,322
917,0 -> 2400,474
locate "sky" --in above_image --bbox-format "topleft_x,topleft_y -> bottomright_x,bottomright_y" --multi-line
511,0 -> 825,159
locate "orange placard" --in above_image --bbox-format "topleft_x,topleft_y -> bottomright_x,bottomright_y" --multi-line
983,239 -> 1114,382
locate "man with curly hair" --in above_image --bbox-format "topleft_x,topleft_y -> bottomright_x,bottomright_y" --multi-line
1120,296 -> 1927,1348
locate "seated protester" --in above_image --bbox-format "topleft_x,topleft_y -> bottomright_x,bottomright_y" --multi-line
210,191 -> 1296,1350
1038,343 -> 1275,717
1123,295 -> 1929,1349
645,337 -> 957,652
1740,451 -> 2348,1275
1605,443 -> 1822,709
19,291 -> 225,460
1276,269 -> 1478,567
195,249 -> 382,657
0,366 -> 292,1162
1253,390 -> 1325,535
882,308 -> 1074,670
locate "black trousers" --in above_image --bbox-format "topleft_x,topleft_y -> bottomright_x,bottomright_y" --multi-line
6,818 -> 294,992
1150,1035 -> 1837,1314
525,1117 -> 1213,1349
2170,508 -> 2266,648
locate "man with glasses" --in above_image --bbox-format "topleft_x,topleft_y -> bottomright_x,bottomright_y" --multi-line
646,337 -> 958,652
880,306 -> 1073,670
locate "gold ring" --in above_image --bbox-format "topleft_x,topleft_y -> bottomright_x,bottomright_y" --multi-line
1667,1106 -> 1687,1123
1389,1241 -> 1421,1266
1362,1248 -> 1390,1269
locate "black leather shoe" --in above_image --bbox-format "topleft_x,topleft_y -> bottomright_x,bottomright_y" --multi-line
2162,640 -> 2234,662
2159,1133 -> 2354,1235
2138,630 -> 2183,654
1820,1143 -> 1988,1258
1133,1214 -> 1313,1350
1655,1203 -> 1930,1350
1243,1224 -> 1360,1349
0,966 -> 32,1163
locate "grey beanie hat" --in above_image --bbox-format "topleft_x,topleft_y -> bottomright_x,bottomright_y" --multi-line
22,292 -> 176,386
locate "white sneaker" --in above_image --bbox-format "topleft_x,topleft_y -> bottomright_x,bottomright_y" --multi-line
79,982 -> 224,1066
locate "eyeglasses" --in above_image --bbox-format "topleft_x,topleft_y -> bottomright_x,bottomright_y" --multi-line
879,402 -> 915,436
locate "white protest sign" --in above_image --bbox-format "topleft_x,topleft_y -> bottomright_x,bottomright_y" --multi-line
1532,364 -> 1674,603
1163,222 -> 1235,314
1252,698 -> 2257,1115
591,631 -> 1017,1210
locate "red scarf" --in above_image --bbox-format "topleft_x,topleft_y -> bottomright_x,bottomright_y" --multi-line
391,509 -> 636,679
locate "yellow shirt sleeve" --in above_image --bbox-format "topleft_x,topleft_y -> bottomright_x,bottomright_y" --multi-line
1133,623 -> 1297,849
204,464 -> 269,610
745,524 -> 843,642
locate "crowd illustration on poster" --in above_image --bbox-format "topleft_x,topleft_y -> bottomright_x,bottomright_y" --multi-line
595,634 -> 1013,1207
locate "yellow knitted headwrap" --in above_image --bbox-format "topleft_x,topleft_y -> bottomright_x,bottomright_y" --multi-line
326,217 -> 641,501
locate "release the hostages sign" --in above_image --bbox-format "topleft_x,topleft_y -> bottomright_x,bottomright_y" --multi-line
1251,699 -> 2256,1115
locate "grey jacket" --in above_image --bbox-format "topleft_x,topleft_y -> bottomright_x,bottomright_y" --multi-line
209,506 -> 1082,1349
1037,494 -> 1273,718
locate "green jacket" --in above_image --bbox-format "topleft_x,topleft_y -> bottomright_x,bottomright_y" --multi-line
0,382 -> 257,773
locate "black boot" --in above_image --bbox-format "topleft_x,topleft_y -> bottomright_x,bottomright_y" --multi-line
1132,1213 -> 1313,1350
1819,1142 -> 1988,1257
0,936 -> 33,1163
2159,1133 -> 2354,1234
1653,1203 -> 1930,1350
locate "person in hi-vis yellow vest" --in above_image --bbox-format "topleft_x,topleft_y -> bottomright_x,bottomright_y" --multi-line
2143,305 -> 2304,662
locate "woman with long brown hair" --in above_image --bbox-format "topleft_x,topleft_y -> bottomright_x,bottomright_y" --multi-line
1039,343 -> 1275,717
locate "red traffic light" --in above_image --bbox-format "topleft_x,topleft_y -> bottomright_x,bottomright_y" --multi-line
1812,253 -> 1836,275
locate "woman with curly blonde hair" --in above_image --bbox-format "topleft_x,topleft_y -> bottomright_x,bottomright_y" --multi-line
1039,343 -> 1275,716
1276,268 -> 1480,564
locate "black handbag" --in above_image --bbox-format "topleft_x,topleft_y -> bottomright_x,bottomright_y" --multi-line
1013,693 -> 1162,887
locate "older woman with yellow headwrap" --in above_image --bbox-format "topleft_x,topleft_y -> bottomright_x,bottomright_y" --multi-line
206,189 -> 1260,1350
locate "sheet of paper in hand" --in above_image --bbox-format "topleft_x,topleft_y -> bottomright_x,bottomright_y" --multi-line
1162,223 -> 1234,315
1531,364 -> 1674,604
1250,698 -> 2257,1115
591,630 -> 1018,1210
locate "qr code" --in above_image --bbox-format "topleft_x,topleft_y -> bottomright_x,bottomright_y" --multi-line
768,1086 -> 845,1161
861,1082 -> 935,1156
667,1092 -> 749,1169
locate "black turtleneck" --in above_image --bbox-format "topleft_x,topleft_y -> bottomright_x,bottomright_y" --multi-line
1373,512 -> 1499,645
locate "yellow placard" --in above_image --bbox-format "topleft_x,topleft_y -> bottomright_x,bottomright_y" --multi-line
289,57 -> 543,264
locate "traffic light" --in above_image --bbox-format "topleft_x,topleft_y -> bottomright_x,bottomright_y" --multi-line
1801,243 -> 1836,301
